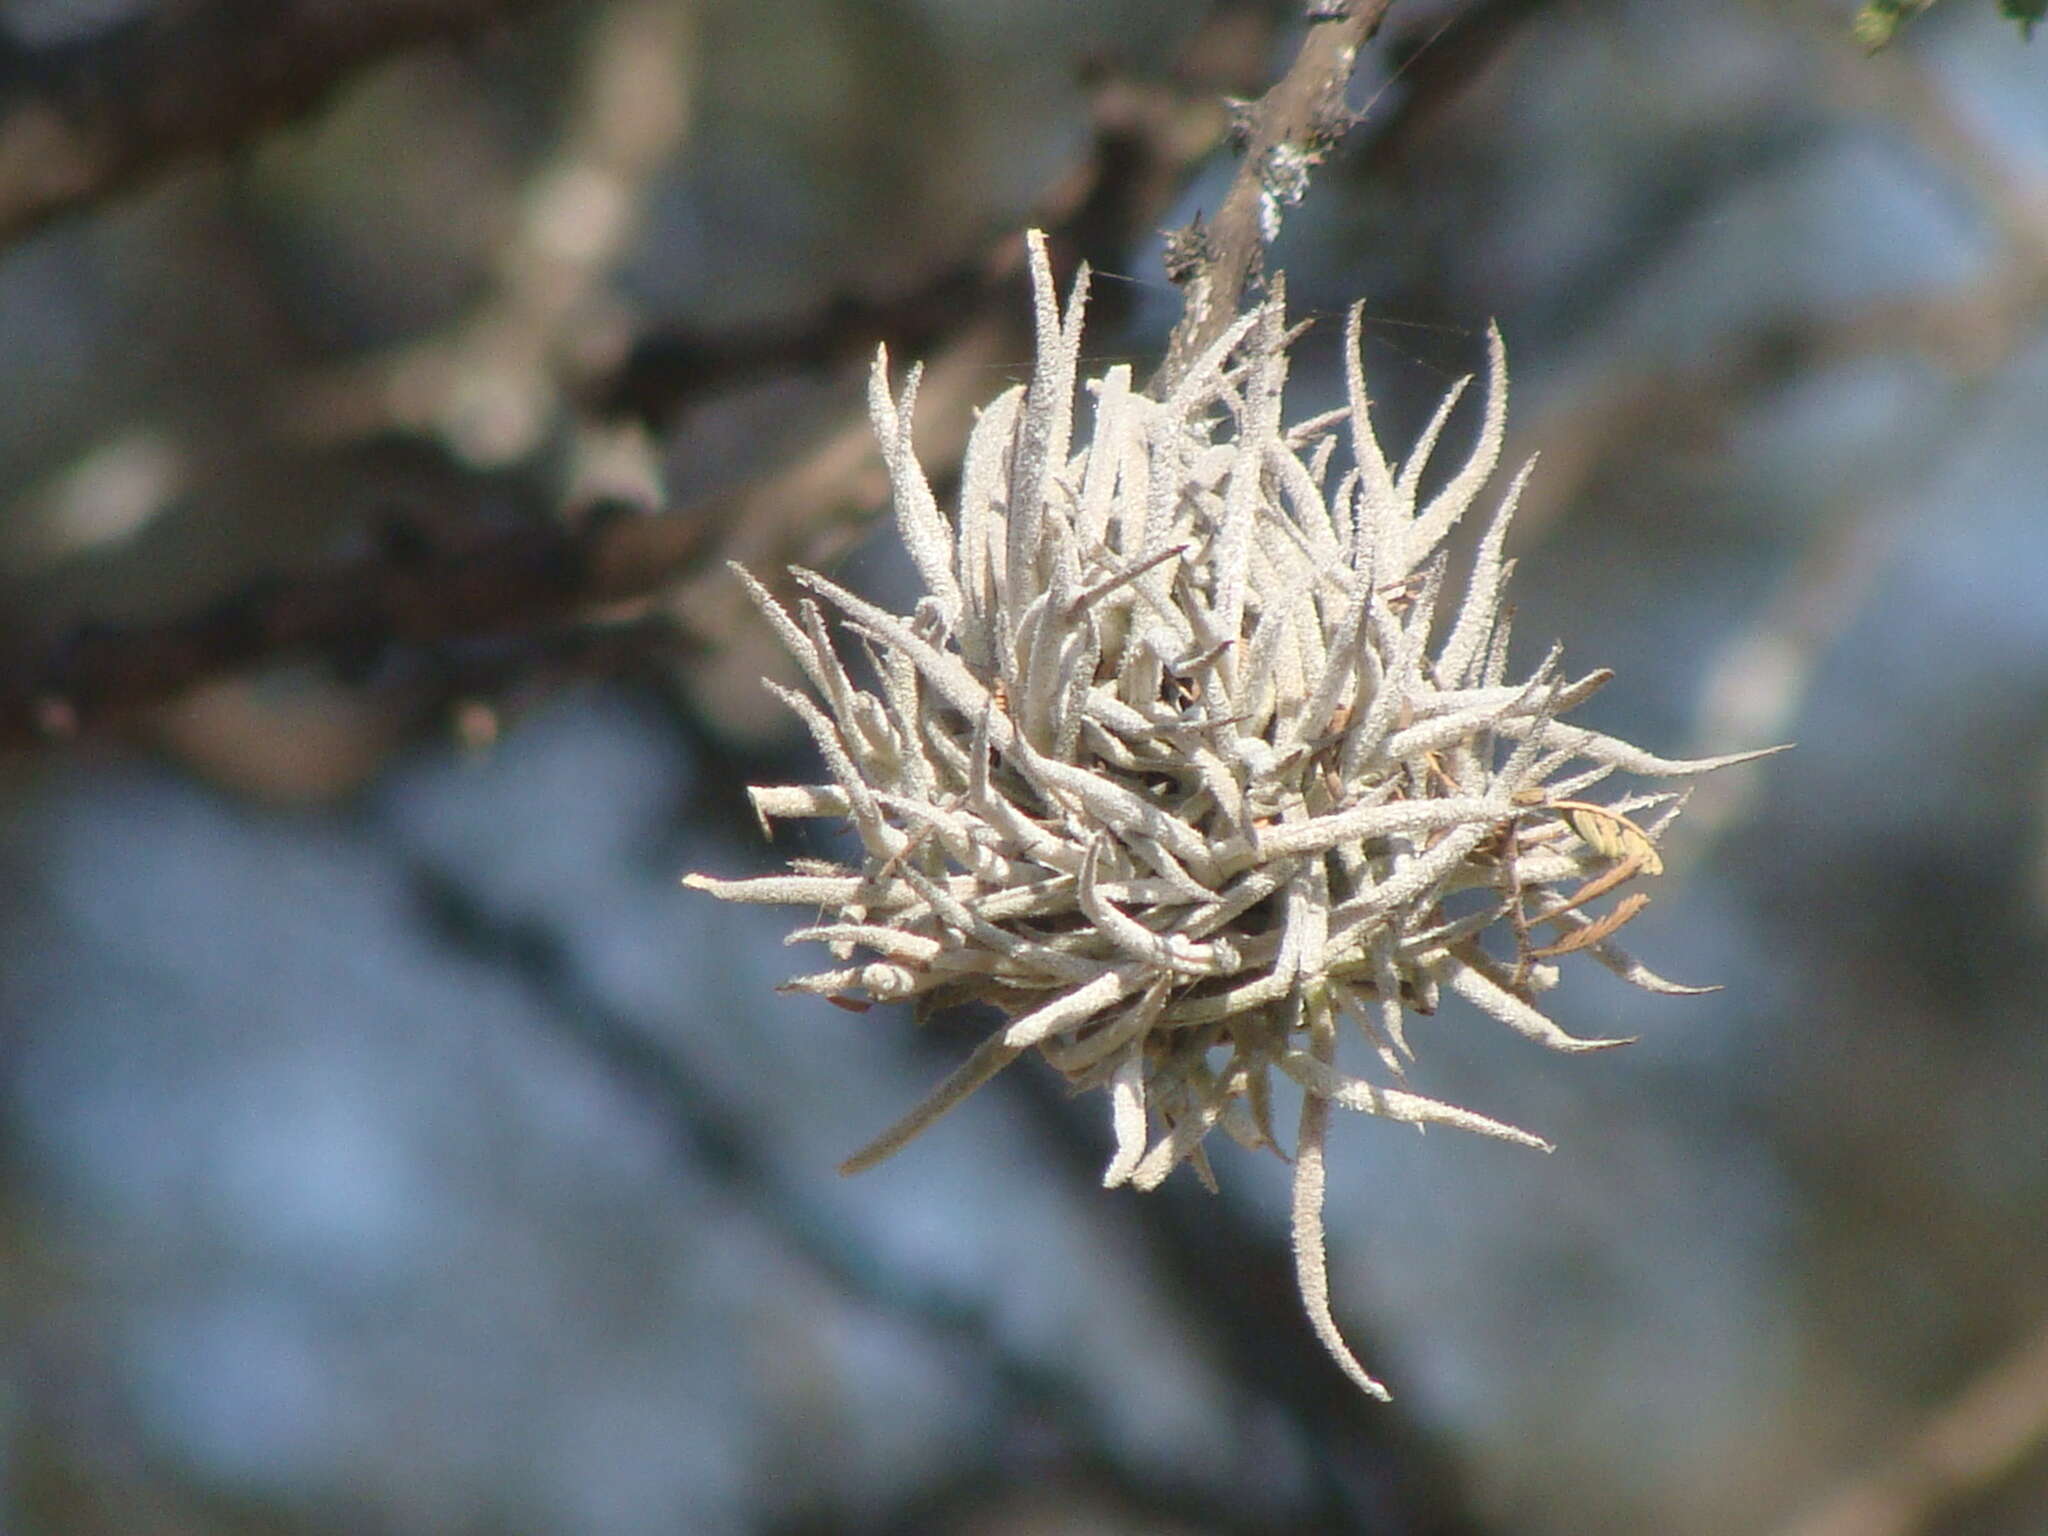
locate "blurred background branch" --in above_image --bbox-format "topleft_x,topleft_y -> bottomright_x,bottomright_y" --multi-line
0,0 -> 1571,765
0,0 -> 561,245
0,4 -> 1247,761
1780,1315 -> 2048,1536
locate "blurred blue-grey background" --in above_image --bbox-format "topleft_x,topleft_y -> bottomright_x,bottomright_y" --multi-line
2,0 -> 2046,1532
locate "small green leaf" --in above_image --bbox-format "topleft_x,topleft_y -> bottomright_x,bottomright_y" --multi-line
1853,0 -> 1936,50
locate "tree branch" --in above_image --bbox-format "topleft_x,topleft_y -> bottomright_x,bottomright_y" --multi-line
0,0 -> 558,247
5,4 -> 1475,756
589,60 -> 1230,432
1152,0 -> 1396,395
0,496 -> 713,750
0,59 -> 1229,753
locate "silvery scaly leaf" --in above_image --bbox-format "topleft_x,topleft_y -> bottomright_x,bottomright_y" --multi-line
687,229 -> 1781,1399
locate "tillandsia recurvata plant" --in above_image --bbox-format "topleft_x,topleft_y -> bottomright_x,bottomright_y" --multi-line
686,231 -> 1771,1399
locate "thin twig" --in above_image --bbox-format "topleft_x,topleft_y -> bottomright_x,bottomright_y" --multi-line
1151,0 -> 1397,396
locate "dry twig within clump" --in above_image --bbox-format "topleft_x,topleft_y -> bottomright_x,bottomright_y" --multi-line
687,230 -> 1771,1398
